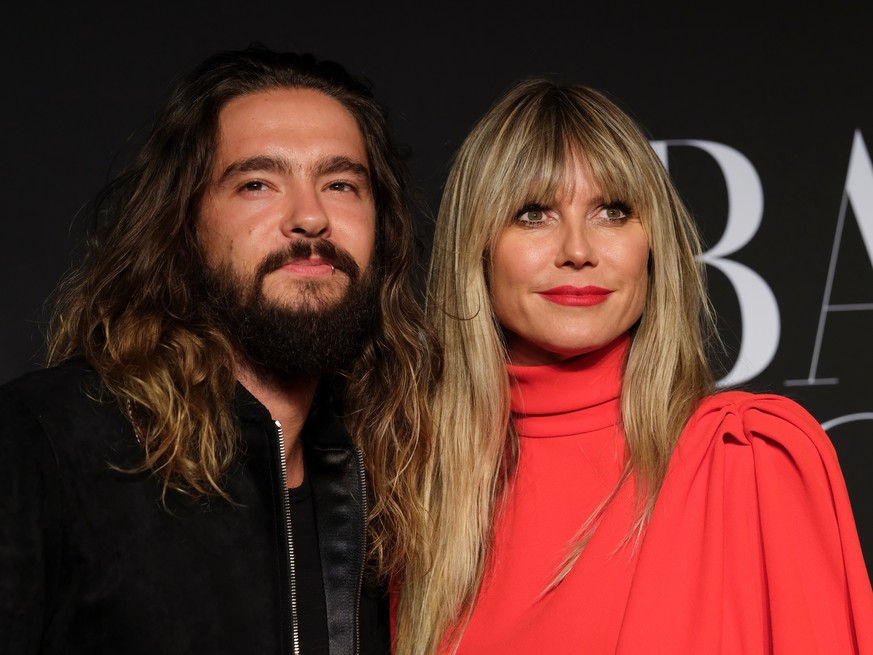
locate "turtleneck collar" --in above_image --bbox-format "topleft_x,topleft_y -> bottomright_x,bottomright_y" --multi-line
507,333 -> 630,438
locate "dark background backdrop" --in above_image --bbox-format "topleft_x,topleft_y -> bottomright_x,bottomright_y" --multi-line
3,2 -> 872,564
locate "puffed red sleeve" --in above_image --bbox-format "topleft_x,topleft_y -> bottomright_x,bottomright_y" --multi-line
617,391 -> 873,655
741,395 -> 873,651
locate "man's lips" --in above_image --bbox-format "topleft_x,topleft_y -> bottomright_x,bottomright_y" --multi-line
277,257 -> 336,278
538,285 -> 612,306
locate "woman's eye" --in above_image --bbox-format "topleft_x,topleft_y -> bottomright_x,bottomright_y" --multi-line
515,206 -> 549,225
599,202 -> 632,222
328,181 -> 356,192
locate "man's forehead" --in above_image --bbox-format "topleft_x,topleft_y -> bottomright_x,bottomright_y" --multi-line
211,88 -> 370,176
216,87 -> 363,140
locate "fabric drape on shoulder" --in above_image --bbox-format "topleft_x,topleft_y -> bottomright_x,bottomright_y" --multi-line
617,391 -> 873,654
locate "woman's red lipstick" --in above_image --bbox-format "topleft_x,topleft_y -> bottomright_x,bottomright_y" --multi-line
538,286 -> 612,306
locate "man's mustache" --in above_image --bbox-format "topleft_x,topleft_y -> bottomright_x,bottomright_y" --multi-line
256,239 -> 361,282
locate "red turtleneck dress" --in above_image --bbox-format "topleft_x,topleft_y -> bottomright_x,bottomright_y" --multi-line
452,335 -> 873,654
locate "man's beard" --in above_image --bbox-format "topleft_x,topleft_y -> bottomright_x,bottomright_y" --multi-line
198,239 -> 380,382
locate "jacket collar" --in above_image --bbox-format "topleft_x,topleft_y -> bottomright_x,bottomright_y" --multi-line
233,380 -> 354,451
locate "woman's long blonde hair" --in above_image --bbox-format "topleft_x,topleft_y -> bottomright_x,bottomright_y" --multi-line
394,79 -> 716,654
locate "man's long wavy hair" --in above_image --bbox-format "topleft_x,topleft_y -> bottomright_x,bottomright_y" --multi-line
394,80 -> 717,653
47,46 -> 436,576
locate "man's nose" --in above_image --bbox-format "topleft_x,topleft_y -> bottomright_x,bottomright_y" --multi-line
281,184 -> 330,239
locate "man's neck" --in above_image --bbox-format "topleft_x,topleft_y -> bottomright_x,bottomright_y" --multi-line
235,363 -> 317,489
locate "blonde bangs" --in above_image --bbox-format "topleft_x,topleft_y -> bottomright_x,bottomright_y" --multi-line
468,82 -> 662,251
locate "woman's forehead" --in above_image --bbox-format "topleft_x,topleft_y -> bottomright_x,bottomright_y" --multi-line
510,149 -> 633,205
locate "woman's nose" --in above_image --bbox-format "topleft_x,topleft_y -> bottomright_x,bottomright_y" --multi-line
557,222 -> 596,268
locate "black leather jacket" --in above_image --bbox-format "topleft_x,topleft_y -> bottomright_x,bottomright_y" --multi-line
0,361 -> 389,654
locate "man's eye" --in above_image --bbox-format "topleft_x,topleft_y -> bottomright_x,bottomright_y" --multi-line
241,180 -> 268,192
328,181 -> 355,192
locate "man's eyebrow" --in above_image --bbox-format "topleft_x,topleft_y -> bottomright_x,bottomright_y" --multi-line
314,155 -> 370,181
216,154 -> 370,186
218,154 -> 293,183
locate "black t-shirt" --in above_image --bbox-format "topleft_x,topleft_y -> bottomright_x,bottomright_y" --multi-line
287,473 -> 330,654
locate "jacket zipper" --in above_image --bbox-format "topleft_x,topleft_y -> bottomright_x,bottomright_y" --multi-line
275,419 -> 301,655
353,447 -> 367,655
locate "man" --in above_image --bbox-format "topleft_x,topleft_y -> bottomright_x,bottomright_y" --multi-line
0,46 -> 432,654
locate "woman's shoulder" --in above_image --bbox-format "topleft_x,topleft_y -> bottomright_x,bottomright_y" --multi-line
680,389 -> 838,465
638,399 -> 873,651
692,388 -> 821,427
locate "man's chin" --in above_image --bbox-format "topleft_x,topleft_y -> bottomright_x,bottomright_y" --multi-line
199,253 -> 379,380
238,282 -> 376,380
263,294 -> 347,316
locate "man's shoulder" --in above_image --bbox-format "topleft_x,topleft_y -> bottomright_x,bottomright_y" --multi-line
0,360 -> 127,449
1,359 -> 102,410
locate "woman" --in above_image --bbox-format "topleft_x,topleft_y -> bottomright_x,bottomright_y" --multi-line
394,80 -> 873,654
